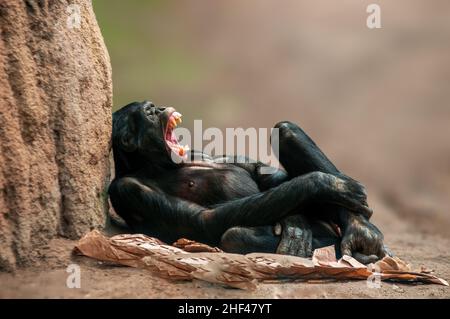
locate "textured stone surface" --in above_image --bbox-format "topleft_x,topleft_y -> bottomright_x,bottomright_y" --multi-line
0,0 -> 112,270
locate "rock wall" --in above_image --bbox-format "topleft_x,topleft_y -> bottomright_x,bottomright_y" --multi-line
0,0 -> 112,270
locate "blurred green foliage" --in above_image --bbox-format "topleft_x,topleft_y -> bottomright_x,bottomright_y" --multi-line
93,0 -> 208,111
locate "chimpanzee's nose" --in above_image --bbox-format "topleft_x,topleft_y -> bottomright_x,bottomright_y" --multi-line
155,107 -> 166,114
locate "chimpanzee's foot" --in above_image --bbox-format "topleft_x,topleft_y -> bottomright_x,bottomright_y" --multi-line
276,215 -> 341,258
219,216 -> 346,259
276,215 -> 313,257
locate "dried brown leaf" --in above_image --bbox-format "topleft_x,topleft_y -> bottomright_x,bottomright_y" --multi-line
74,230 -> 449,289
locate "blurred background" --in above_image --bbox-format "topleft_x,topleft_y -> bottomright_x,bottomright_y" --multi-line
93,0 -> 450,237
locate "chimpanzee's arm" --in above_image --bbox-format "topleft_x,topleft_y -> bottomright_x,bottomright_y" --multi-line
109,172 -> 370,245
203,171 -> 371,241
109,177 -> 205,243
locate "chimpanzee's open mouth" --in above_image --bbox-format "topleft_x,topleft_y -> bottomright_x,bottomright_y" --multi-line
164,110 -> 189,158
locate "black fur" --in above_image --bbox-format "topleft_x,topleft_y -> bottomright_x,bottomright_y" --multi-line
109,101 -> 386,263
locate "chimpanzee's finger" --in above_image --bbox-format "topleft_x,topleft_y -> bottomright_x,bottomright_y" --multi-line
276,236 -> 290,254
340,238 -> 353,257
348,203 -> 373,219
278,236 -> 301,256
375,244 -> 387,259
294,227 -> 312,257
360,206 -> 373,219
353,252 -> 380,265
328,200 -> 372,219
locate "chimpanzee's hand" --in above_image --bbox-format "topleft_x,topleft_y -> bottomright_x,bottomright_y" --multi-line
309,172 -> 373,219
340,214 -> 388,264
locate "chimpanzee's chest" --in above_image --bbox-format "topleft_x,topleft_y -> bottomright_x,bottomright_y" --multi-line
153,163 -> 260,207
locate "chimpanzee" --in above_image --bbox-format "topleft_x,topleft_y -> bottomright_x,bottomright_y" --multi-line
109,101 -> 389,264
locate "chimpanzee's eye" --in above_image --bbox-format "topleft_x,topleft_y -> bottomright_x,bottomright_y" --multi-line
143,105 -> 154,118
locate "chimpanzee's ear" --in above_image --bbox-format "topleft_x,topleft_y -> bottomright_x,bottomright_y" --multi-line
120,114 -> 138,152
120,132 -> 137,152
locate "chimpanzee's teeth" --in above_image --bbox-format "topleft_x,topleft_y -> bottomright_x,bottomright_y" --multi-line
173,112 -> 182,119
172,112 -> 182,125
168,111 -> 183,128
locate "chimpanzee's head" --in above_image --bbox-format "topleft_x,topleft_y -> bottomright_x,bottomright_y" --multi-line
112,101 -> 188,177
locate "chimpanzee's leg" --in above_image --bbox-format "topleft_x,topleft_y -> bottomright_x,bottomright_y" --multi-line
220,121 -> 355,258
274,121 -> 340,177
273,121 -> 358,256
274,121 -> 370,223
273,121 -> 389,262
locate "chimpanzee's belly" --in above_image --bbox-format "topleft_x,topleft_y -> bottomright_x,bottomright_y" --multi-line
154,163 -> 260,207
